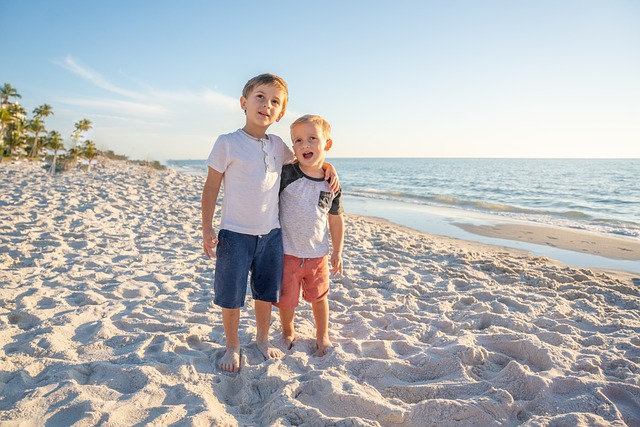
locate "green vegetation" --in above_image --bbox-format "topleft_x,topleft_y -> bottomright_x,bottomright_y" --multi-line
131,160 -> 166,170
1,83 -> 164,172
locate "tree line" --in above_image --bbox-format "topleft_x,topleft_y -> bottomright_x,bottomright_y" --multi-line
0,82 -> 129,173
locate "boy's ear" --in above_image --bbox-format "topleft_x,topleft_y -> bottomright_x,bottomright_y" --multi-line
239,96 -> 246,111
276,111 -> 285,122
324,139 -> 333,151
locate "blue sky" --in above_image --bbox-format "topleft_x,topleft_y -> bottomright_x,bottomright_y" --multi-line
2,0 -> 639,160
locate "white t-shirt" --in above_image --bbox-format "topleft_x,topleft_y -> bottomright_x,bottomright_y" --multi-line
207,129 -> 294,235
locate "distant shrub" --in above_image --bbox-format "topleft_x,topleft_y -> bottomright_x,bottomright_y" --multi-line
103,150 -> 129,161
131,160 -> 166,171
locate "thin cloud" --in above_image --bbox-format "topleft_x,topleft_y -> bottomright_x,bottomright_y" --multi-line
78,112 -> 170,127
145,87 -> 239,112
56,55 -> 144,100
61,98 -> 167,117
57,55 -> 244,114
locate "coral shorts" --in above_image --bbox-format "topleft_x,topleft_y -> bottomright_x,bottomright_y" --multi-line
274,255 -> 330,309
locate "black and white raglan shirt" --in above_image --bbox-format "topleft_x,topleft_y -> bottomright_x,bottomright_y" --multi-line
279,163 -> 343,259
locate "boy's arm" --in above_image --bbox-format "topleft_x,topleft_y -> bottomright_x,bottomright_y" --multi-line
201,166 -> 223,259
323,162 -> 340,193
328,213 -> 344,275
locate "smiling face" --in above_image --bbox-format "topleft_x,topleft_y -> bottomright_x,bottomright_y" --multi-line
240,83 -> 286,136
291,121 -> 333,177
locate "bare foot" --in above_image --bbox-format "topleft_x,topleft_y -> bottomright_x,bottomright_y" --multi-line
257,340 -> 285,359
317,336 -> 333,356
219,347 -> 241,373
282,335 -> 296,350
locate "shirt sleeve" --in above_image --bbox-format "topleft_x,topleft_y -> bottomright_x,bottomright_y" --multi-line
283,141 -> 295,165
329,187 -> 344,215
207,135 -> 229,173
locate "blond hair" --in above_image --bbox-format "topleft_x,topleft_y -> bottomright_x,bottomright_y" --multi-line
290,115 -> 332,140
242,73 -> 288,113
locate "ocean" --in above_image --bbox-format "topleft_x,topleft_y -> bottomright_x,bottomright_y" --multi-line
168,158 -> 639,271
169,158 -> 639,237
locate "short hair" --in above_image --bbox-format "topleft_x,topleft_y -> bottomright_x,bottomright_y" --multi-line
290,115 -> 332,140
242,73 -> 288,113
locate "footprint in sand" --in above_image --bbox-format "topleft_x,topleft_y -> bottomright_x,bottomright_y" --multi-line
603,385 -> 640,426
7,311 -> 41,330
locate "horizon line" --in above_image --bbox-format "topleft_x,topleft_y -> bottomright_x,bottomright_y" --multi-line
164,156 -> 640,162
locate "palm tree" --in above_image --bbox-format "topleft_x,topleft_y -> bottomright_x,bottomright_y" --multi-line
3,103 -> 27,158
27,104 -> 54,158
33,104 -> 53,119
0,108 -> 11,156
80,139 -> 98,171
66,119 -> 92,167
0,83 -> 21,104
72,118 -> 92,144
1,83 -> 22,155
45,130 -> 65,174
26,117 -> 46,158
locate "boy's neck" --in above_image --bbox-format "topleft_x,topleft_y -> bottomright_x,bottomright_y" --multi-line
298,163 -> 325,179
242,125 -> 268,140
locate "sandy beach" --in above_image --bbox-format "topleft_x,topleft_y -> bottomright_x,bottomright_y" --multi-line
1,160 -> 639,426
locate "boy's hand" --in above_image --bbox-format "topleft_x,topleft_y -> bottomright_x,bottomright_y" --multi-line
323,164 -> 340,193
330,252 -> 343,276
203,227 -> 219,259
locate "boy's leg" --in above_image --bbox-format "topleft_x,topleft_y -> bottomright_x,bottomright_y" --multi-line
301,256 -> 331,356
250,228 -> 285,360
275,255 -> 303,349
220,307 -> 241,372
213,230 -> 253,372
312,298 -> 332,356
255,300 -> 284,359
278,307 -> 296,349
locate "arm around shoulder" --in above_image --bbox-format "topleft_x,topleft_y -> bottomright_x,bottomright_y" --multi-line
323,162 -> 340,193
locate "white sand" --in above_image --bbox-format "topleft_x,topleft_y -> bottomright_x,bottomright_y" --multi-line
1,160 -> 639,426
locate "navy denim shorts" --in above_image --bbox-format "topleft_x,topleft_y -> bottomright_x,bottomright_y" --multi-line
213,228 -> 284,309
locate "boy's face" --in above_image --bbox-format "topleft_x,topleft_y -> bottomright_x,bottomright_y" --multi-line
291,122 -> 332,171
240,84 -> 286,129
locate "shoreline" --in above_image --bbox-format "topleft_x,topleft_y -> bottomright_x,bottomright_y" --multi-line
342,195 -> 640,274
456,222 -> 640,261
2,160 -> 639,425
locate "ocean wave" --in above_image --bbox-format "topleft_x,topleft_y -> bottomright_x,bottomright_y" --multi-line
558,210 -> 592,220
345,188 -> 640,239
167,161 -> 208,176
349,187 -> 550,216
